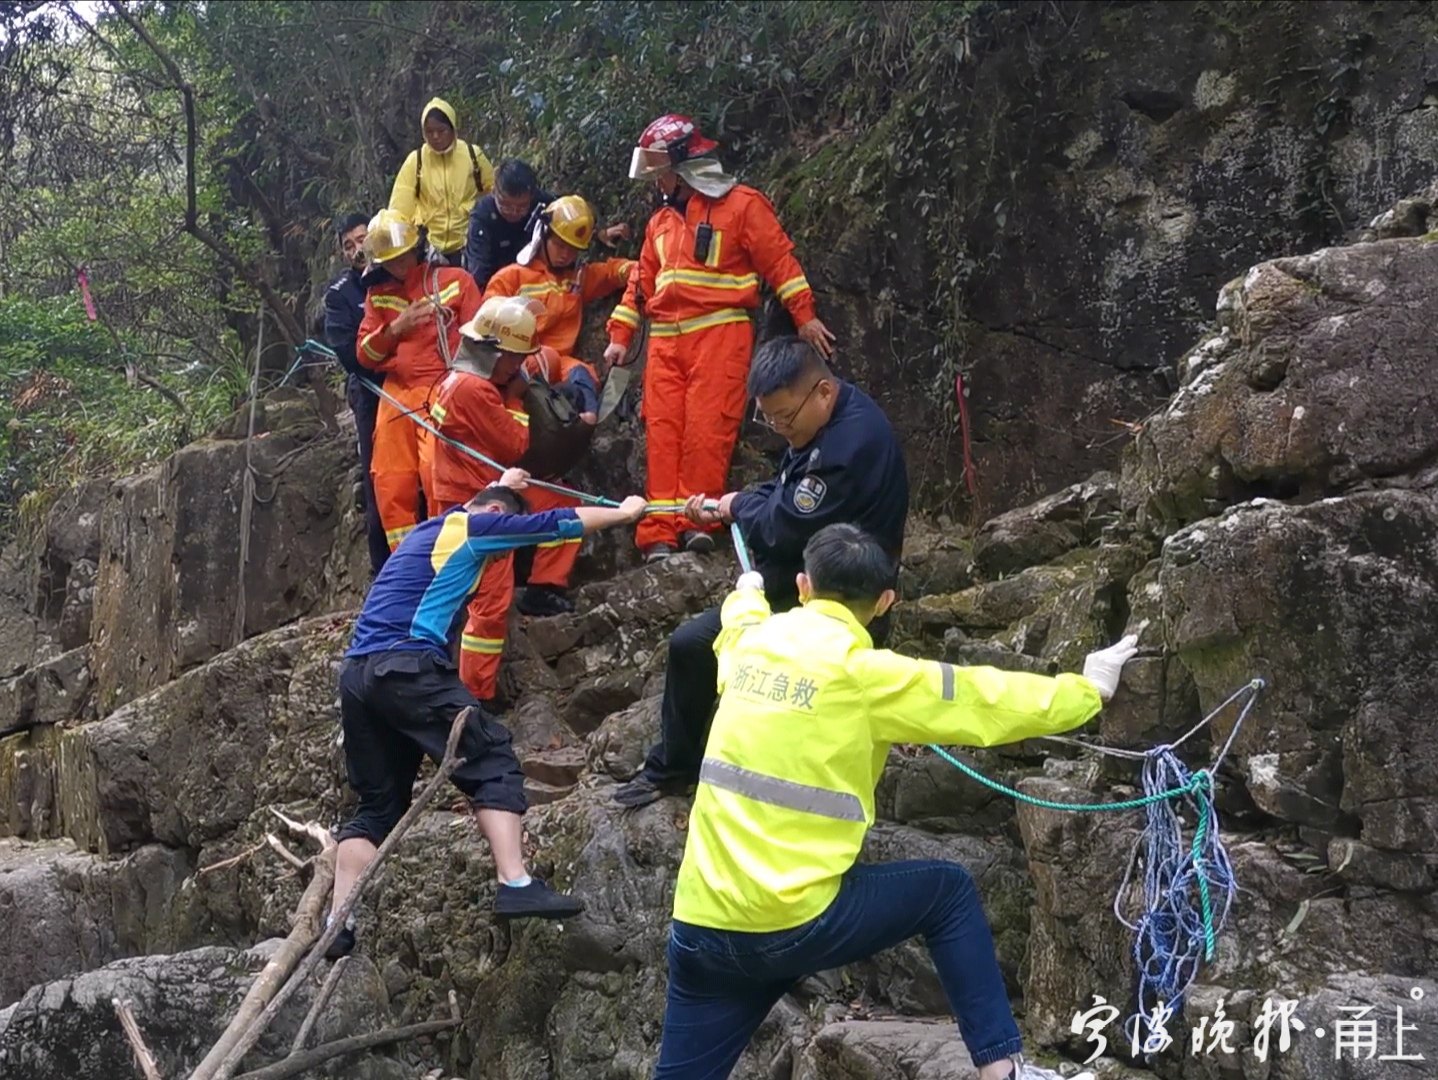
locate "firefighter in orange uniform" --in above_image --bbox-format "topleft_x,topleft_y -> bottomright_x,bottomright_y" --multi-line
604,114 -> 835,562
485,195 -> 635,615
428,295 -> 544,705
357,208 -> 482,549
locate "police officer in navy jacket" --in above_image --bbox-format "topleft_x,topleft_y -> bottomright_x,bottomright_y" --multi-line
614,335 -> 910,808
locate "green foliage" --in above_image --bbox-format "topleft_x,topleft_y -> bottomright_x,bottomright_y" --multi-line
0,296 -> 241,535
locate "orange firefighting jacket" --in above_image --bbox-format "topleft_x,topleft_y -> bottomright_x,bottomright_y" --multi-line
428,369 -> 529,510
357,263 -> 482,387
606,184 -> 816,348
485,257 -> 634,357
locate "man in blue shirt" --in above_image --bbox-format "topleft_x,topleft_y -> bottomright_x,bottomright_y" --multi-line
614,336 -> 910,809
329,467 -> 647,955
324,211 -> 390,576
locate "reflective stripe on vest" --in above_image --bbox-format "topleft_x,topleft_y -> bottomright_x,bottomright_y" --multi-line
699,758 -> 865,823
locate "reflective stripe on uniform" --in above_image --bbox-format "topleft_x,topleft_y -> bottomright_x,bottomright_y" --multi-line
699,757 -> 865,823
538,536 -> 582,549
461,634 -> 505,655
385,523 -> 415,547
370,295 -> 409,312
655,268 -> 759,292
775,275 -> 810,302
519,282 -> 564,299
648,308 -> 751,337
437,281 -> 461,305
940,662 -> 956,701
360,332 -> 387,363
507,409 -> 530,427
611,304 -> 641,329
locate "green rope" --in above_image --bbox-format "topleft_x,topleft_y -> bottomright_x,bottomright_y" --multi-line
925,744 -> 1204,812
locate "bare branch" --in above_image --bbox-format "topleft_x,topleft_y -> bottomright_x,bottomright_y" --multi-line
198,841 -> 266,877
114,998 -> 164,1080
230,1016 -> 461,1080
264,834 -> 308,873
188,829 -> 338,1080
288,956 -> 349,1055
198,709 -> 473,1080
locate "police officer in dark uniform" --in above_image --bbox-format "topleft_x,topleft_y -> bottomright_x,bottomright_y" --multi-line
464,160 -> 555,290
614,335 -> 910,808
324,211 -> 390,576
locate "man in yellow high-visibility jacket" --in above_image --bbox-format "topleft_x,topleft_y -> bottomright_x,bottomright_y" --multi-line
652,523 -> 1138,1080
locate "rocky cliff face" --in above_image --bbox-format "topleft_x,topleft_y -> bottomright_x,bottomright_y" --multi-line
4,169 -> 1438,1080
800,1 -> 1438,519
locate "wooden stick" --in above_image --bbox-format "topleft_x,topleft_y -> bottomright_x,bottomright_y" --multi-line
114,998 -> 164,1080
198,842 -> 265,877
265,834 -> 308,873
187,834 -> 337,1080
199,709 -> 471,1080
288,956 -> 349,1054
230,1017 -> 460,1080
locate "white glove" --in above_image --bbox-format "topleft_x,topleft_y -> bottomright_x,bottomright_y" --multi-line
736,571 -> 765,592
1082,634 -> 1139,702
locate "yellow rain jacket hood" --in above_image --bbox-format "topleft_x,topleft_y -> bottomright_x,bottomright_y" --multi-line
387,96 -> 495,256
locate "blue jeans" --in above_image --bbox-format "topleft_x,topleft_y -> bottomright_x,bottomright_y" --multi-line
654,860 -> 1023,1079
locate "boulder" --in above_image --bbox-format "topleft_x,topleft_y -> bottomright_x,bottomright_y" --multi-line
1158,491 -> 1438,842
973,471 -> 1120,580
1123,239 -> 1438,529
0,838 -> 192,1006
793,1020 -> 975,1079
0,942 -> 406,1080
57,614 -> 349,856
90,391 -> 353,714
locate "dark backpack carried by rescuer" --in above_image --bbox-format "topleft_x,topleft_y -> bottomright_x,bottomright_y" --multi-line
517,377 -> 595,480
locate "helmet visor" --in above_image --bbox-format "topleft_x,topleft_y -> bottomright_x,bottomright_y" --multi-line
629,146 -> 672,181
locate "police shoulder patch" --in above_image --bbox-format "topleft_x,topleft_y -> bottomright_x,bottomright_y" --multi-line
793,475 -> 827,514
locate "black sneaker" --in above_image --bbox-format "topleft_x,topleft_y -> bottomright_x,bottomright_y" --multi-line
495,878 -> 585,921
612,774 -> 694,809
324,925 -> 356,960
517,585 -> 576,617
643,543 -> 676,564
681,531 -> 716,554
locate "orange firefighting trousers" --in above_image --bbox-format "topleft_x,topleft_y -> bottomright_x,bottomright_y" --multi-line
371,379 -> 437,549
526,483 -> 582,587
636,319 -> 754,550
460,552 -> 513,701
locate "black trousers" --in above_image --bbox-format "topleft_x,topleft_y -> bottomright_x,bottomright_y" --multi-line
642,605 -> 891,785
335,649 -> 526,844
346,374 -> 389,576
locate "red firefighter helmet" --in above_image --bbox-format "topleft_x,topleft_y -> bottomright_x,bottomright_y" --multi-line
628,114 -> 720,180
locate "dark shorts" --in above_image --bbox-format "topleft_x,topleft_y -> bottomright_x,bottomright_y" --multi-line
335,649 -> 527,844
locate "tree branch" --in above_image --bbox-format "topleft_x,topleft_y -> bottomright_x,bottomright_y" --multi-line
230,1017 -> 461,1080
194,709 -> 473,1080
187,828 -> 337,1080
106,1 -> 306,347
114,998 -> 164,1080
289,956 -> 349,1055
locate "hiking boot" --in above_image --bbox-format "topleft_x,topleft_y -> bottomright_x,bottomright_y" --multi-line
517,585 -> 575,617
612,773 -> 694,809
681,530 -> 716,554
643,543 -> 676,564
324,924 -> 356,960
495,878 -> 585,921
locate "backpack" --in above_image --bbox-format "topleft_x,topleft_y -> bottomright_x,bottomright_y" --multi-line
414,142 -> 483,199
